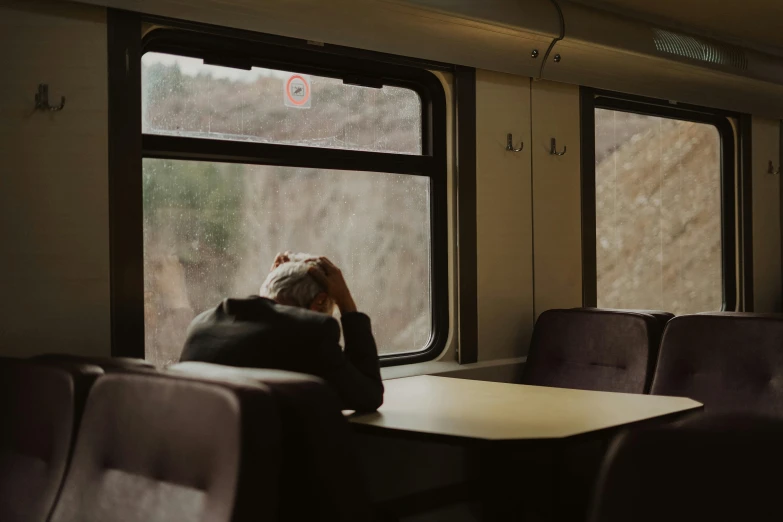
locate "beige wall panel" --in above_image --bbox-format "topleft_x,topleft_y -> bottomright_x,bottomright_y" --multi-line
544,2 -> 783,119
0,0 -> 110,357
532,80 -> 583,317
475,70 -> 533,361
565,0 -> 783,54
75,0 -> 558,79
752,117 -> 782,312
545,37 -> 783,120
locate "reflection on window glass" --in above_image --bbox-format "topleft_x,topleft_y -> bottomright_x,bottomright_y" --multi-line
595,109 -> 723,314
141,52 -> 422,154
143,159 -> 432,365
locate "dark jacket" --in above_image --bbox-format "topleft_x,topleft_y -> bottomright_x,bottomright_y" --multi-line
180,296 -> 384,412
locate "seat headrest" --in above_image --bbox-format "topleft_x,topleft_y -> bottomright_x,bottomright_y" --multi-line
0,358 -> 102,522
651,313 -> 783,415
167,361 -> 323,386
32,353 -> 158,372
525,309 -> 664,393
49,371 -> 281,522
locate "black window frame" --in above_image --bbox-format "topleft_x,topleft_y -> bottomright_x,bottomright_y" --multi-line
580,88 -> 739,312
108,12 -> 450,366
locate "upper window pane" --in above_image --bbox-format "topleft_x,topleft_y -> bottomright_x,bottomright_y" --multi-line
595,108 -> 723,314
141,52 -> 423,154
142,159 -> 432,366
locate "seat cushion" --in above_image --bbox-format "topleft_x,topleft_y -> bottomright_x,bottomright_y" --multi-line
523,309 -> 664,393
49,372 -> 281,522
651,313 -> 783,416
0,358 -> 102,522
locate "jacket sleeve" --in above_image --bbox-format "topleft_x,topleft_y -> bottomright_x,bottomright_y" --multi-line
316,313 -> 384,412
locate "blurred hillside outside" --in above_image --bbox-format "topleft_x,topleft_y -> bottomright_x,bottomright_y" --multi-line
142,53 -> 431,365
595,109 -> 724,314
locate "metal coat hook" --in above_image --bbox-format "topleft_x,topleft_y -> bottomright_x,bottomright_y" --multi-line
550,138 -> 567,156
768,160 -> 780,175
506,133 -> 524,152
35,84 -> 65,112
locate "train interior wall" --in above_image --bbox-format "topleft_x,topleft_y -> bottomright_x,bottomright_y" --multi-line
2,1 -> 783,520
0,0 -> 110,359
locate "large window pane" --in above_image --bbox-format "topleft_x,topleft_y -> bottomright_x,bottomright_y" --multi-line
143,159 -> 432,365
141,52 -> 422,154
595,109 -> 723,314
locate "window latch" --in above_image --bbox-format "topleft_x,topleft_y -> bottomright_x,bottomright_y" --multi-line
343,75 -> 384,89
203,55 -> 254,71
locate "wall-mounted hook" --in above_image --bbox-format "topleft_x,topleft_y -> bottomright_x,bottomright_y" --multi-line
768,160 -> 779,175
506,133 -> 524,152
550,138 -> 567,156
35,84 -> 65,112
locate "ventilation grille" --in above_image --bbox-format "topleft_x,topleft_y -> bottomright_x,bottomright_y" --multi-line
652,28 -> 748,70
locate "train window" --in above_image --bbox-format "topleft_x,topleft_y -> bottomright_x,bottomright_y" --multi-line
136,32 -> 448,366
142,52 -> 422,155
583,91 -> 736,314
142,159 -> 431,363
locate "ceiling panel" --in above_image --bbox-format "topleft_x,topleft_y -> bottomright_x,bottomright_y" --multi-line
571,0 -> 783,54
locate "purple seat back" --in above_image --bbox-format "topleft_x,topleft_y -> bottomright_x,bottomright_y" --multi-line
651,313 -> 783,415
523,308 -> 667,393
49,371 -> 281,522
0,358 -> 102,522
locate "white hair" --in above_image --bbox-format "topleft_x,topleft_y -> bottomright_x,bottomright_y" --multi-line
259,255 -> 323,308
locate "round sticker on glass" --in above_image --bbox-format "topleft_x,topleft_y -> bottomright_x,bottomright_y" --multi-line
284,74 -> 311,109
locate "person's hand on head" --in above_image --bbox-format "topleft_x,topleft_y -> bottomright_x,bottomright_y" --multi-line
308,257 -> 358,314
270,251 -> 292,272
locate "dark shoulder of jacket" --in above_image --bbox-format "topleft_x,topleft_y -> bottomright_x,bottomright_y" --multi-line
185,302 -> 224,337
195,296 -> 339,340
186,297 -> 269,339
267,301 -> 341,340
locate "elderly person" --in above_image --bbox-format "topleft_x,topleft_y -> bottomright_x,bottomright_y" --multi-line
180,253 -> 383,412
